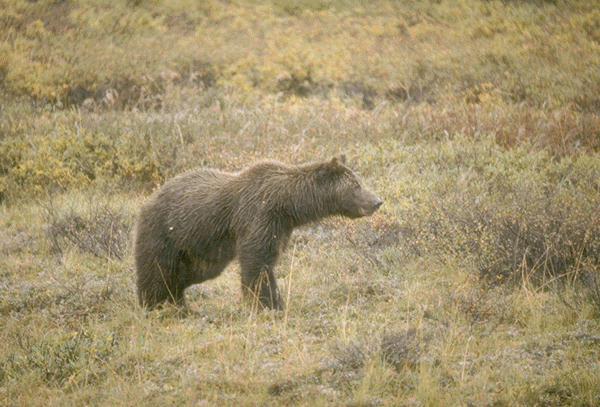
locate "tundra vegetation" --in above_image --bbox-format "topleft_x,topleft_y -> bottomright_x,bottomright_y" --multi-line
1,0 -> 599,405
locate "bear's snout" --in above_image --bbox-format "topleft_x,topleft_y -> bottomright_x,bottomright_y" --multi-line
365,196 -> 383,215
353,189 -> 383,217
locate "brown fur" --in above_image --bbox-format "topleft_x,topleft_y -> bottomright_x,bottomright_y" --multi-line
133,156 -> 382,310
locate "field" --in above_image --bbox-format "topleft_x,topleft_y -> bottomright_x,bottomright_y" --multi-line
1,0 -> 600,405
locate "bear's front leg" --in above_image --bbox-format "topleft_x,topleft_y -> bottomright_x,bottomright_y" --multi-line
238,241 -> 284,310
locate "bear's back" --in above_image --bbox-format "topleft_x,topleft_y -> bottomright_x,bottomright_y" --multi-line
139,168 -> 235,241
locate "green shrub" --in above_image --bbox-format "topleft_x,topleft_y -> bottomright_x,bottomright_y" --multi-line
0,0 -> 598,109
0,123 -> 167,201
396,141 -> 600,289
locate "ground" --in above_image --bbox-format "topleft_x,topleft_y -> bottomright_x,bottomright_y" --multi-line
1,1 -> 599,405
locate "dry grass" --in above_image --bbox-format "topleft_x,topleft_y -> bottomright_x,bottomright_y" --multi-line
1,0 -> 600,405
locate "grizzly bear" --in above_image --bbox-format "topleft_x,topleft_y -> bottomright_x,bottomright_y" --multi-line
134,156 -> 383,310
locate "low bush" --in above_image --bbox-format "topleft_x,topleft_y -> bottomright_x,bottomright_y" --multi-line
394,142 -> 599,309
0,0 -> 598,110
44,197 -> 133,261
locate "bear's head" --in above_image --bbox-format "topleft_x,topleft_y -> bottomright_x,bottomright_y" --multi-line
317,155 -> 383,219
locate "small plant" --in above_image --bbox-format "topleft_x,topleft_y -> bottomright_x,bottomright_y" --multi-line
380,329 -> 421,371
44,198 -> 132,261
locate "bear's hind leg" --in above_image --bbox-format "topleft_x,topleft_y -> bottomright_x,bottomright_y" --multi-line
137,253 -> 186,309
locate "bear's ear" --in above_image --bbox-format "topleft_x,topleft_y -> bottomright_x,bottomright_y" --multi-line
329,154 -> 346,167
318,157 -> 344,179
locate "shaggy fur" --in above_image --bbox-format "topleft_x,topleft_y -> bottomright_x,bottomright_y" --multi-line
134,156 -> 382,310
